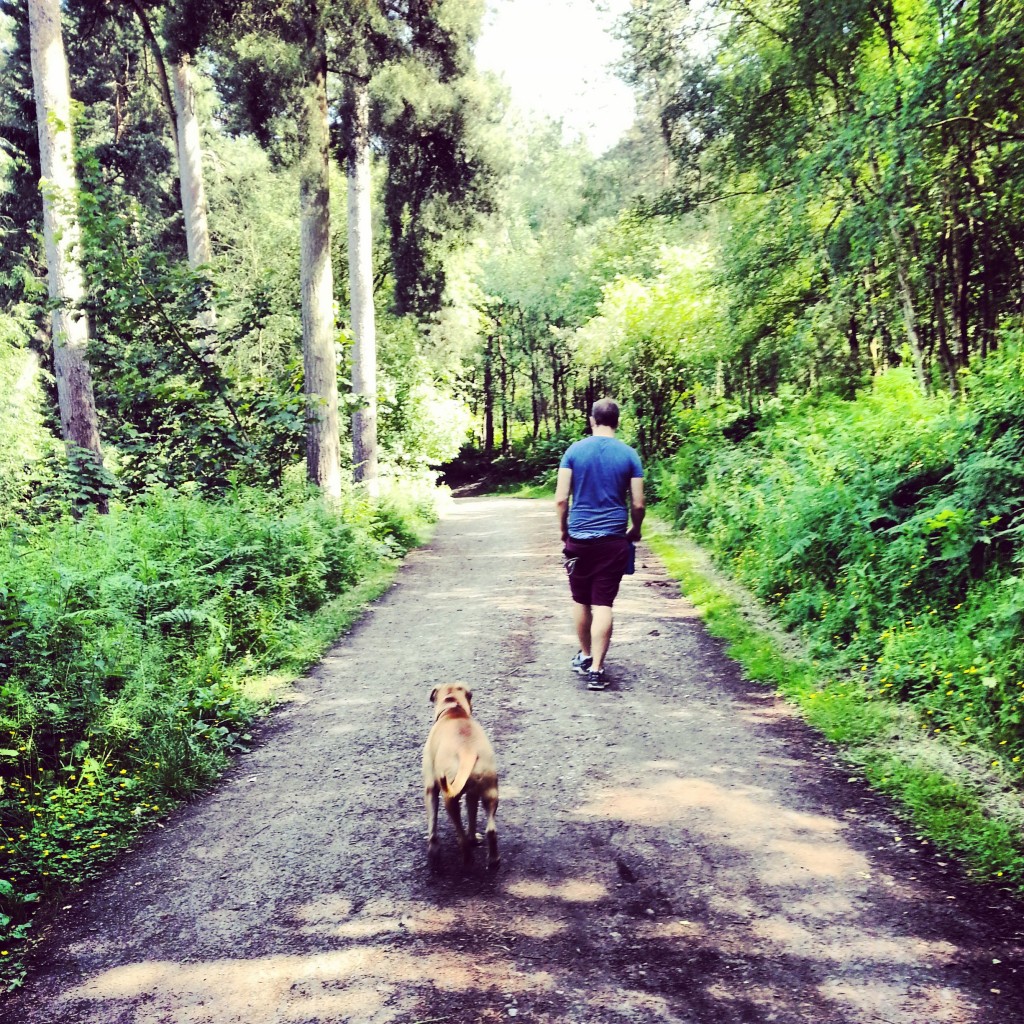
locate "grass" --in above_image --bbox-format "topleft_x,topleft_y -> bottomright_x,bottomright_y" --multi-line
0,559 -> 412,992
240,562 -> 401,701
646,512 -> 1024,891
498,481 -> 556,499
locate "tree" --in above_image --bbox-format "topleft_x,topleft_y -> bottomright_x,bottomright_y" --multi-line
324,0 -> 502,487
167,0 -> 344,495
0,1 -> 44,310
617,0 -> 1024,404
345,74 -> 379,489
27,0 -> 108,510
296,2 -> 342,497
118,0 -> 216,327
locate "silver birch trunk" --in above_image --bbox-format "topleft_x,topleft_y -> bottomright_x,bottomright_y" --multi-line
346,78 -> 379,492
172,55 -> 216,337
172,56 -> 213,270
126,3 -> 215,332
298,46 -> 342,498
28,0 -> 107,507
888,219 -> 930,394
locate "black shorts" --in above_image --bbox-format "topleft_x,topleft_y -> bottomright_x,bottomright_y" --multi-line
563,535 -> 631,607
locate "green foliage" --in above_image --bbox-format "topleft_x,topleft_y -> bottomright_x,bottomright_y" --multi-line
368,315 -> 474,471
574,242 -> 722,460
618,0 -> 1024,400
76,156 -> 307,495
0,481 -> 436,978
0,1 -> 42,311
373,2 -> 507,316
656,347 -> 1024,763
0,315 -> 60,522
648,519 -> 1024,891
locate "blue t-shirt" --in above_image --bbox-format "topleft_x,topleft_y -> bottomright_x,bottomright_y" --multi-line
560,435 -> 643,539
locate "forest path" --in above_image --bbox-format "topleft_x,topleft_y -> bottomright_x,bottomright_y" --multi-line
6,496 -> 1024,1024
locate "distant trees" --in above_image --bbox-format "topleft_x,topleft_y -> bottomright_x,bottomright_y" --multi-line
460,0 -> 1024,466
462,119 -> 680,454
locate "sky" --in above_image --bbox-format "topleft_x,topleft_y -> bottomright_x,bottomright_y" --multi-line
474,0 -> 636,155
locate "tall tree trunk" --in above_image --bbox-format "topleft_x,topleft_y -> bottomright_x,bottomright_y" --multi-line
530,351 -> 541,440
172,55 -> 217,341
498,335 -> 509,455
550,342 -> 562,434
346,76 -> 379,492
298,26 -> 342,498
28,0 -> 108,511
888,220 -> 930,394
173,56 -> 213,271
127,2 -> 217,334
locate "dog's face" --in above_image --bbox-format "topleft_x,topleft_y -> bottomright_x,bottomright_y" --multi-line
430,683 -> 473,717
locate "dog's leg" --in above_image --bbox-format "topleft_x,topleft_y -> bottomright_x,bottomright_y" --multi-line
466,792 -> 481,845
482,786 -> 500,868
425,785 -> 441,866
443,795 -> 473,865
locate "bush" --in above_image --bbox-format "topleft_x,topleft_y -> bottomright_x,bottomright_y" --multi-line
655,352 -> 1024,761
0,480 -> 436,977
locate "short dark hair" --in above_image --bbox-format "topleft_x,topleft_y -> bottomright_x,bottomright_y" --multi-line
591,398 -> 619,428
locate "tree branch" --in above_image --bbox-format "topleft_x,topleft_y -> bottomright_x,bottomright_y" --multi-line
126,0 -> 179,156
925,115 -> 1024,141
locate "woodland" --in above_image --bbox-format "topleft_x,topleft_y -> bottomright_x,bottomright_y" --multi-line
2,0 -> 1024,989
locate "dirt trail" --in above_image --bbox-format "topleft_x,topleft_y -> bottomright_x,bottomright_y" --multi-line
6,496 -> 1024,1024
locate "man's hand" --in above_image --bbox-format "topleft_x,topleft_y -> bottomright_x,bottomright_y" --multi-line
626,526 -> 641,543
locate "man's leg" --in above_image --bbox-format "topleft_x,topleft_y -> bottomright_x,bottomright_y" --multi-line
572,601 -> 593,657
590,605 -> 613,671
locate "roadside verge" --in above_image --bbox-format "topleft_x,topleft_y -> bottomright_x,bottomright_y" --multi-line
646,513 -> 1024,892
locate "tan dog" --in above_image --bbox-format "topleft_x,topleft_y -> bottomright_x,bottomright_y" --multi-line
422,683 -> 500,869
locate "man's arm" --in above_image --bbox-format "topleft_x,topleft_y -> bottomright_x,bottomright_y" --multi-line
555,467 -> 573,543
626,476 -> 645,542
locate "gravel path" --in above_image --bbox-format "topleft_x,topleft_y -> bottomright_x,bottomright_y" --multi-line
5,496 -> 1024,1024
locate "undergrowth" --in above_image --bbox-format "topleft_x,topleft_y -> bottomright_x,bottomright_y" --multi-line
0,479 -> 436,987
654,349 -> 1024,765
643,344 -> 1024,887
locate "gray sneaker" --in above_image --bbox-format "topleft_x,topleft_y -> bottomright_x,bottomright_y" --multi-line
571,651 -> 593,675
586,668 -> 608,691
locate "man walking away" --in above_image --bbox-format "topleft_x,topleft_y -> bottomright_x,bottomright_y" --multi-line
555,398 -> 645,691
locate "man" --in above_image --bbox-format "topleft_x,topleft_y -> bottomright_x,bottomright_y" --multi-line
555,398 -> 645,691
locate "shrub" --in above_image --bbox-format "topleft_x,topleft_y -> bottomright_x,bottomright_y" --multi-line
0,479 -> 435,977
654,353 -> 1024,760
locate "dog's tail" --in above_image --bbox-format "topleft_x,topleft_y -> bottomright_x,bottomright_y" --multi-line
441,748 -> 477,800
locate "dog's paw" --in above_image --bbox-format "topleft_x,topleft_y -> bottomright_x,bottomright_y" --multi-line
471,832 -> 483,846
487,854 -> 501,872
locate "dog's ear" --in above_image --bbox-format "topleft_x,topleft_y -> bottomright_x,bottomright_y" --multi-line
465,689 -> 473,707
429,687 -> 438,704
